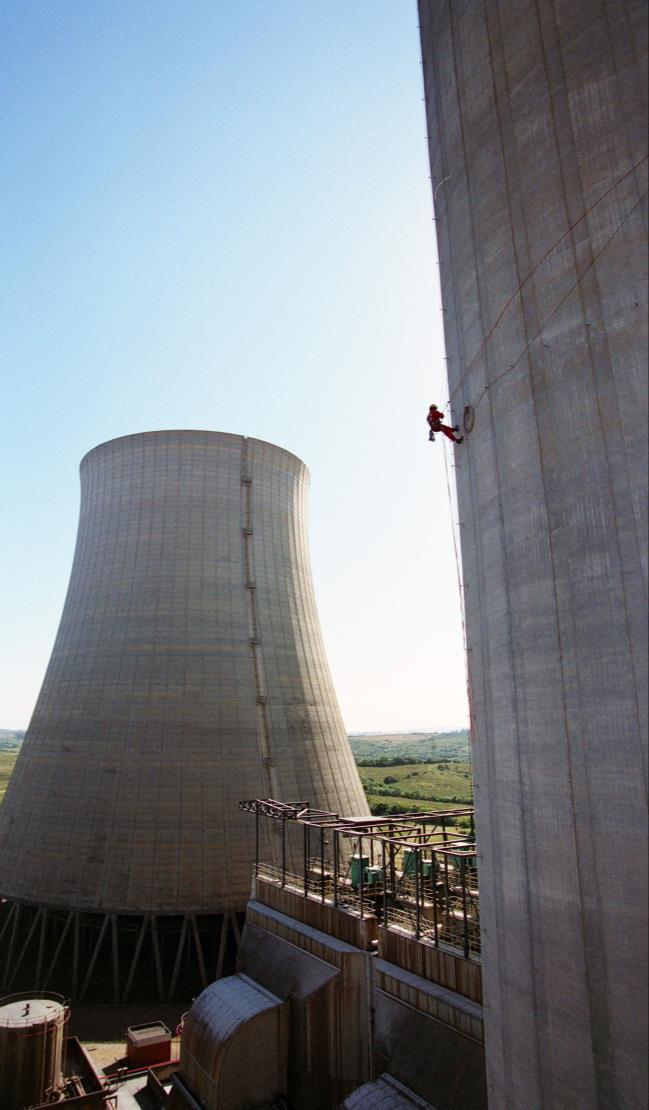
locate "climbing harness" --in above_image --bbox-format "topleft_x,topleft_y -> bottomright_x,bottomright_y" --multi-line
427,404 -> 464,444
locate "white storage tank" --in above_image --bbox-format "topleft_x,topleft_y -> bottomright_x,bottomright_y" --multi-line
0,992 -> 67,1110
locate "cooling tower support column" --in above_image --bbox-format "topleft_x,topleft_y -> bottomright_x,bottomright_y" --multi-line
0,431 -> 369,1001
0,900 -> 244,1003
419,2 -> 647,1107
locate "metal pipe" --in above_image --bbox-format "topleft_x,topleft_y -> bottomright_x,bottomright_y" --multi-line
461,856 -> 469,958
333,829 -> 339,907
431,852 -> 440,947
320,827 -> 325,903
415,848 -> 421,940
303,823 -> 310,896
382,840 -> 388,926
359,836 -> 364,919
255,806 -> 260,878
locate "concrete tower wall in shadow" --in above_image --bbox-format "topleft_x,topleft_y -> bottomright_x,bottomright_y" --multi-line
418,2 -> 647,1106
0,430 -> 369,998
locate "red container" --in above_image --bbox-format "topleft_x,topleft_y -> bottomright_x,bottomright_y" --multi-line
126,1022 -> 172,1067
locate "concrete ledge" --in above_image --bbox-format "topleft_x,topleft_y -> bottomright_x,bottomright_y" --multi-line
254,878 -> 378,949
376,958 -> 483,1043
378,926 -> 482,1004
246,899 -> 367,956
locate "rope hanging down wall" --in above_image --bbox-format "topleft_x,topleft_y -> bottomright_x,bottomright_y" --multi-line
466,187 -> 648,417
440,153 -> 648,415
433,163 -> 647,762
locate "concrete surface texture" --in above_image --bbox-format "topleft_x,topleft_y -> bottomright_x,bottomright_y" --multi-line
179,974 -> 288,1110
178,895 -> 374,1110
241,898 -> 374,1108
0,431 -> 368,917
340,1076 -> 434,1109
418,1 -> 648,1107
176,883 -> 487,1110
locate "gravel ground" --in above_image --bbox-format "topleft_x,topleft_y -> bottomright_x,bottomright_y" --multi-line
69,1003 -> 186,1075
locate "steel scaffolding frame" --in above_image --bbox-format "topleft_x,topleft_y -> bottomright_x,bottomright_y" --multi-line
239,799 -> 480,960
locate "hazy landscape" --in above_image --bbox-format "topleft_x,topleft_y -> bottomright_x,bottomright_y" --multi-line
0,730 -> 23,802
0,729 -> 472,815
349,730 -> 470,763
350,730 -> 472,825
0,728 -> 24,750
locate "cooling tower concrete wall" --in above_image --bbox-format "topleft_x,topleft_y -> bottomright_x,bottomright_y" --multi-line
418,2 -> 647,1107
0,431 -> 368,920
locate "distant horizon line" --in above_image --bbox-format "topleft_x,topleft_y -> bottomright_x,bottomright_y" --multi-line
348,727 -> 469,736
4,725 -> 470,736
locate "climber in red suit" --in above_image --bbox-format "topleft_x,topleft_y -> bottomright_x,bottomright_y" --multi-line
427,403 -> 464,444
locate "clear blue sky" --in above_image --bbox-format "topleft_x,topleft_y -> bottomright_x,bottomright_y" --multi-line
0,0 -> 468,733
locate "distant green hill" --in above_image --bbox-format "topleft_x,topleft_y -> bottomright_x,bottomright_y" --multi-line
1,729 -> 471,760
0,753 -> 18,802
349,730 -> 470,764
0,729 -> 24,751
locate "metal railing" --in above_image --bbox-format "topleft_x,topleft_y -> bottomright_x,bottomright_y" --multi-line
242,799 -> 481,960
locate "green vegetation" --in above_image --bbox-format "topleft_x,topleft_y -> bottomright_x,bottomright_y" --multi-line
349,730 -> 469,763
0,729 -> 24,752
0,729 -> 473,823
350,732 -> 473,827
359,760 -> 473,805
364,796 -> 473,829
0,752 -> 18,803
0,732 -> 22,802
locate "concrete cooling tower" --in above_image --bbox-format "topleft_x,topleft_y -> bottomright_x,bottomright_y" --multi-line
419,2 -> 648,1107
0,430 -> 369,1001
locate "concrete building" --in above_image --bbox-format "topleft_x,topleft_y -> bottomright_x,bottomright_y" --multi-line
418,2 -> 648,1106
0,430 -> 368,1000
170,802 -> 487,1110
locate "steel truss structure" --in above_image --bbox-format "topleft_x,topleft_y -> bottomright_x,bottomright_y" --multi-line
0,901 -> 244,1003
239,799 -> 480,960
